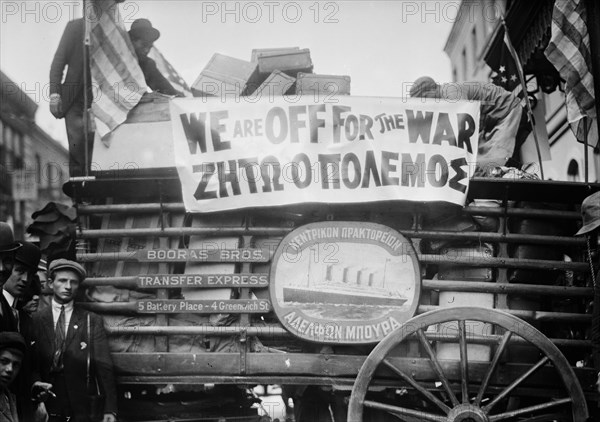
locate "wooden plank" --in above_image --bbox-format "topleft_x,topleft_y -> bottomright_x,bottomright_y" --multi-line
110,353 -> 599,390
136,299 -> 271,314
137,273 -> 268,288
422,279 -> 593,297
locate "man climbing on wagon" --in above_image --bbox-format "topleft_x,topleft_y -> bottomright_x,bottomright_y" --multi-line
409,76 -> 529,174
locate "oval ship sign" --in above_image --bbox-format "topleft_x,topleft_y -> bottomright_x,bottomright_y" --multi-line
270,222 -> 421,344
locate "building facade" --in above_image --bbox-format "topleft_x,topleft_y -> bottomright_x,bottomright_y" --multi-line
444,0 -> 599,182
1,70 -> 70,238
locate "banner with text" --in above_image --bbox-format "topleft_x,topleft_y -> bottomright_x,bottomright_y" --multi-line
170,97 -> 479,212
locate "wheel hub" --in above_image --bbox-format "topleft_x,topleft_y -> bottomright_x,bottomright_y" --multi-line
446,404 -> 489,422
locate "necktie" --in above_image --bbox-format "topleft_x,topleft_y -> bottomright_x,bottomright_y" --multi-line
11,301 -> 19,332
52,306 -> 66,372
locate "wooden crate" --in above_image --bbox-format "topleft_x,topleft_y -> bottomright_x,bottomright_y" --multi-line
256,48 -> 313,75
192,53 -> 259,97
251,47 -> 300,62
296,72 -> 351,96
250,70 -> 296,97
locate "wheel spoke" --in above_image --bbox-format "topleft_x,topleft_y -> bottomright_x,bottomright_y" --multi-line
475,330 -> 512,406
483,356 -> 550,413
458,320 -> 469,403
364,399 -> 447,422
416,328 -> 460,406
488,397 -> 572,421
383,358 -> 451,414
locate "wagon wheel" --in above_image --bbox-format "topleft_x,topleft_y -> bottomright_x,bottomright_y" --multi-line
348,307 -> 588,422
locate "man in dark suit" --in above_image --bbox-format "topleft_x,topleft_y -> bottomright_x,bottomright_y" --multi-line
49,17 -> 94,178
31,259 -> 117,422
128,19 -> 182,97
1,242 -> 40,332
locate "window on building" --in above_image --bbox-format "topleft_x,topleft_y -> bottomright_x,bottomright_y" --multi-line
461,48 -> 468,81
452,66 -> 458,83
472,26 -> 478,65
567,159 -> 580,182
14,133 -> 24,169
36,154 -> 42,184
485,0 -> 498,35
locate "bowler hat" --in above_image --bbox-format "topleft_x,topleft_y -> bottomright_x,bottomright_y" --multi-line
49,258 -> 87,280
0,331 -> 26,356
576,191 -> 600,235
129,18 -> 160,43
0,222 -> 21,253
15,241 -> 41,270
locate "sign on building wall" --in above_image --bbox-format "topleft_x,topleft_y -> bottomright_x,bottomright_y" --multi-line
12,170 -> 37,201
170,96 -> 480,212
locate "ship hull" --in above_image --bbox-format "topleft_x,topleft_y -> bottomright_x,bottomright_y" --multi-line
283,287 -> 407,307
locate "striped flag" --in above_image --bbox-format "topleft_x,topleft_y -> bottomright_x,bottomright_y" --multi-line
545,0 -> 597,146
148,47 -> 193,97
88,0 -> 147,138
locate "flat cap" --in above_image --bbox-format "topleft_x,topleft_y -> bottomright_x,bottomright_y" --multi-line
0,332 -> 26,356
49,258 -> 87,280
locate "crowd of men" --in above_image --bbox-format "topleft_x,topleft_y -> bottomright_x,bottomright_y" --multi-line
0,222 -> 116,422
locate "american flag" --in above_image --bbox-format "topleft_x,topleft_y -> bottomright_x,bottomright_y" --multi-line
148,47 -> 193,97
544,0 -> 597,146
88,0 -> 147,138
489,25 -> 522,92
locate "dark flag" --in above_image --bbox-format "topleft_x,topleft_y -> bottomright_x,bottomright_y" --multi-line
489,25 -> 521,92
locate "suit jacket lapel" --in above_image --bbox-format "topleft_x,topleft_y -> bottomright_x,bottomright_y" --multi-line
36,306 -> 54,349
0,294 -> 16,329
65,306 -> 85,348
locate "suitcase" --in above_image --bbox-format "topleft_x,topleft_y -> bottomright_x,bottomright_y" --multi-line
256,48 -> 313,76
421,214 -> 480,253
251,47 -> 300,62
296,72 -> 351,96
192,53 -> 260,97
508,202 -> 573,284
251,70 -> 296,97
437,244 -> 495,281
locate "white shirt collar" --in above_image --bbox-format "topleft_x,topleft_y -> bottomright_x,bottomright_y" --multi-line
51,299 -> 74,313
2,289 -> 17,308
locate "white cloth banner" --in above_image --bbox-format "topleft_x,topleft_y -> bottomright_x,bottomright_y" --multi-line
170,96 -> 480,213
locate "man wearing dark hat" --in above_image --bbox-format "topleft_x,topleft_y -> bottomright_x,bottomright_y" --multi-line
128,18 -> 183,96
409,76 -> 529,172
30,259 -> 117,422
0,332 -> 26,422
1,242 -> 40,332
576,191 -> 600,396
0,223 -> 21,288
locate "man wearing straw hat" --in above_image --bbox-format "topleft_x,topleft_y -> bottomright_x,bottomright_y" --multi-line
576,191 -> 600,395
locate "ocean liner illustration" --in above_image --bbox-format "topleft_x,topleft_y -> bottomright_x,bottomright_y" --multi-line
283,261 -> 408,307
